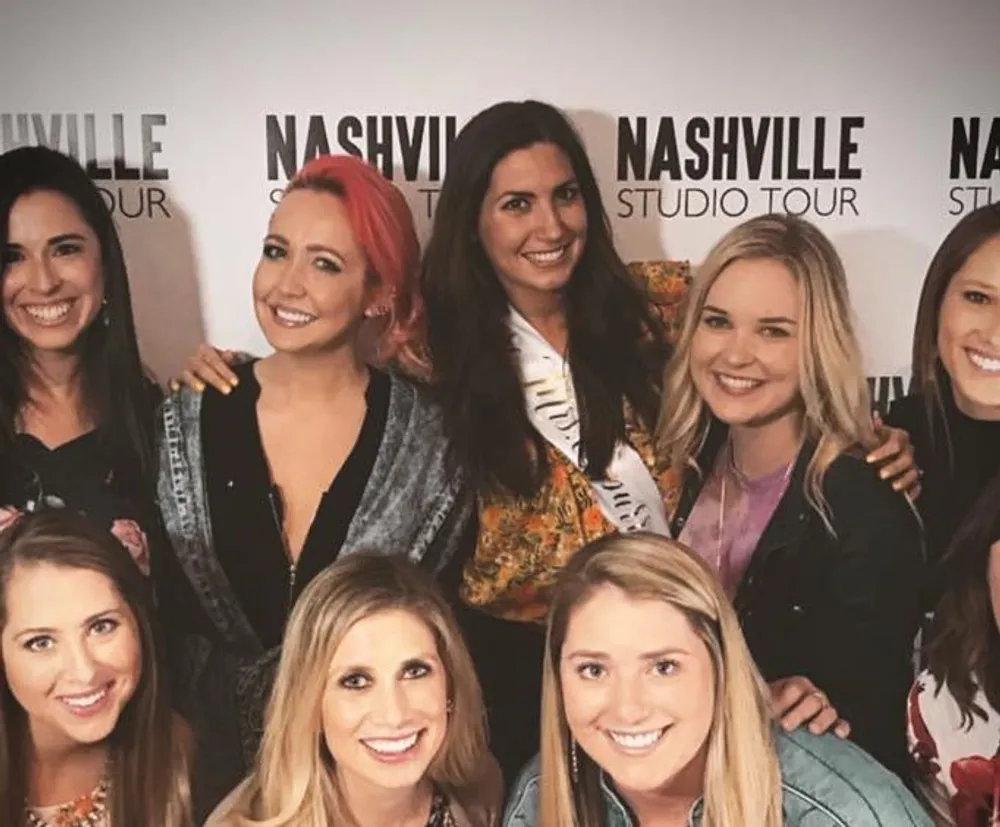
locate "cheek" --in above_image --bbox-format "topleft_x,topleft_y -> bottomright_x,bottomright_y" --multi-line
406,676 -> 449,722
560,676 -> 607,731
1,646 -> 53,710
937,298 -> 972,353
66,254 -> 104,297
251,262 -> 275,300
478,214 -> 519,267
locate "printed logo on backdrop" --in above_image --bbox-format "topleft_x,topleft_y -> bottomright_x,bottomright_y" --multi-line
265,115 -> 458,216
868,374 -> 912,417
948,117 -> 999,216
615,116 -> 865,221
0,113 -> 171,219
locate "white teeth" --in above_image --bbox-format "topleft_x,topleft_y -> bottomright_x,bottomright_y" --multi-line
524,246 -> 567,265
363,732 -> 420,754
968,350 -> 1000,373
274,307 -> 315,326
61,687 -> 108,708
608,728 -> 665,749
24,301 -> 72,323
718,374 -> 761,390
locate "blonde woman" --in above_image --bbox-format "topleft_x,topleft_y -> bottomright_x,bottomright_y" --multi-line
657,213 -> 924,779
503,532 -> 930,827
206,552 -> 500,827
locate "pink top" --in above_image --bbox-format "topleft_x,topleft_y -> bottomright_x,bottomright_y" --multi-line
678,448 -> 794,597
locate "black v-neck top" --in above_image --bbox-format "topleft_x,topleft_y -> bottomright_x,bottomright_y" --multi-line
200,360 -> 390,649
2,428 -> 154,574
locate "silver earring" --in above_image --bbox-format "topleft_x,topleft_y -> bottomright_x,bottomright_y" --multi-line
570,739 -> 579,783
446,698 -> 454,715
101,298 -> 110,328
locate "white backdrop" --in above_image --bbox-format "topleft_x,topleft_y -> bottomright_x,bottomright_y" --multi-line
1,0 -> 998,408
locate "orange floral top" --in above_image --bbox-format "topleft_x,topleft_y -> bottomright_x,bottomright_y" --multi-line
459,261 -> 692,622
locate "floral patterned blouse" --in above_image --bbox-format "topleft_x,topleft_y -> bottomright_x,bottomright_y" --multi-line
908,669 -> 1000,826
460,261 -> 691,622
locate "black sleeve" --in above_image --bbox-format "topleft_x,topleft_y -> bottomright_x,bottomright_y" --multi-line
808,458 -> 924,779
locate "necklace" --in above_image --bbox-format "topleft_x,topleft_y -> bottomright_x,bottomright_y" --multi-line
24,771 -> 111,827
715,440 -> 797,577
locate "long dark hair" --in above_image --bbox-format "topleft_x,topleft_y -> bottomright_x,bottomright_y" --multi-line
911,203 -> 1000,450
0,510 -> 191,826
421,100 -> 668,498
0,146 -> 160,502
924,470 -> 1000,727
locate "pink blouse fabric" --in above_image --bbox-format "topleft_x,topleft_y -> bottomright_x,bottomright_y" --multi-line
677,448 -> 793,597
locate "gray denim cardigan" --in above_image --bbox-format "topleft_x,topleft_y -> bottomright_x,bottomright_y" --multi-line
156,370 -> 473,815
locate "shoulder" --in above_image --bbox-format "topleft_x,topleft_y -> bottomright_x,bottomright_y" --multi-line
501,755 -> 541,827
776,729 -> 930,826
822,450 -> 920,531
386,369 -> 448,436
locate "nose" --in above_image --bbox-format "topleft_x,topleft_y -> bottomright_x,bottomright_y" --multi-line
984,306 -> 1000,346
535,200 -> 568,242
610,674 -> 649,725
719,327 -> 756,368
24,255 -> 62,295
273,254 -> 307,297
60,639 -> 100,686
371,680 -> 410,727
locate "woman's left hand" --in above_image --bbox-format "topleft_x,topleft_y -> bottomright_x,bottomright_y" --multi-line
768,676 -> 851,738
865,415 -> 922,500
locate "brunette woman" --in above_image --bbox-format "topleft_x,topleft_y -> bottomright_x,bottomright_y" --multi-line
0,146 -> 163,575
0,510 -> 192,827
886,203 -> 1000,616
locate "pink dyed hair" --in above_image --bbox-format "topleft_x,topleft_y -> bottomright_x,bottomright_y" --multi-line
288,154 -> 428,377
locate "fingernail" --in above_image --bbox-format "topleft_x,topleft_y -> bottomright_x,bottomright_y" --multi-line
169,380 -> 178,392
230,378 -> 239,387
879,468 -> 889,479
195,381 -> 205,392
222,385 -> 231,395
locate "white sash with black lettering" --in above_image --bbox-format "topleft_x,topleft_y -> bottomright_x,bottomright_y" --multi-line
508,307 -> 669,535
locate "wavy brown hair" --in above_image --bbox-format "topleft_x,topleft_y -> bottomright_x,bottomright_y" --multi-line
421,100 -> 668,498
924,469 -> 1000,727
0,510 -> 192,827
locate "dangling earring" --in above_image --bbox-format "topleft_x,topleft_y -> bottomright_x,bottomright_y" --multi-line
101,297 -> 110,328
446,698 -> 454,716
570,739 -> 579,783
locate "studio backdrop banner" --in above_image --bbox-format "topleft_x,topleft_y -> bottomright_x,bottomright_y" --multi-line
1,0 -> 998,413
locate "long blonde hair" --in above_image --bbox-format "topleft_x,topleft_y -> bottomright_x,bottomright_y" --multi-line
656,213 -> 875,520
538,532 -> 782,827
218,553 -> 494,827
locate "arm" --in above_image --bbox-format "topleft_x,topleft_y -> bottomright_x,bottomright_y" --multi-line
808,458 -> 925,778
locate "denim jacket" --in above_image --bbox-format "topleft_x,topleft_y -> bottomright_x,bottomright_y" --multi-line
502,728 -> 932,827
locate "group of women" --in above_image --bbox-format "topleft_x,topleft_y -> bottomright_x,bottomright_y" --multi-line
0,97 -> 996,827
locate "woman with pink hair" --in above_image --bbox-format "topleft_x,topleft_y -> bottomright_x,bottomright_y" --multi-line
154,154 -> 473,821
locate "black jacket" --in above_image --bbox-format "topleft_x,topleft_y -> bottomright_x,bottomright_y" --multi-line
669,423 -> 924,781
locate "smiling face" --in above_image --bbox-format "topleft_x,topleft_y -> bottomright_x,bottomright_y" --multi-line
476,141 -> 587,314
937,233 -> 1000,419
0,562 -> 142,753
559,584 -> 715,798
2,189 -> 104,355
690,258 -> 802,428
252,187 -> 371,355
321,608 -> 449,800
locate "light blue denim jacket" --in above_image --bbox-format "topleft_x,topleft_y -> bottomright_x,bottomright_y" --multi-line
502,728 -> 932,827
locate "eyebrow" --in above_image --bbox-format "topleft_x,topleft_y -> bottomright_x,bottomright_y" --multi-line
14,609 -> 120,639
332,651 -> 440,674
264,233 -> 346,262
702,304 -> 797,325
955,277 -> 998,292
496,177 -> 578,202
565,646 -> 690,661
